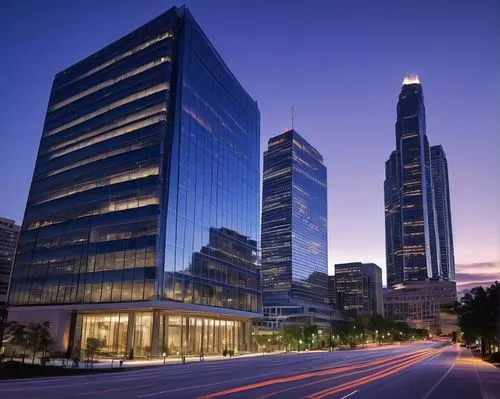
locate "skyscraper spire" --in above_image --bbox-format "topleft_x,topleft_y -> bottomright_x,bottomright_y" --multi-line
403,74 -> 420,85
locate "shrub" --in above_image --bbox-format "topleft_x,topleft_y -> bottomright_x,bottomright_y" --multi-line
489,352 -> 500,363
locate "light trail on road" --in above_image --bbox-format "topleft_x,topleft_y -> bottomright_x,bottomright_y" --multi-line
199,347 -> 438,399
305,347 -> 447,399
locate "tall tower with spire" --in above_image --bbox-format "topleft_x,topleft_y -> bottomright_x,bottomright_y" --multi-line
385,75 -> 441,286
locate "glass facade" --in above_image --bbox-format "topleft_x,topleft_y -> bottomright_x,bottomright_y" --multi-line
261,130 -> 328,306
81,313 -> 129,356
430,145 -> 455,282
0,218 -> 20,304
80,312 -> 244,357
7,6 -> 260,356
334,262 -> 383,316
384,76 -> 441,286
9,6 -> 260,313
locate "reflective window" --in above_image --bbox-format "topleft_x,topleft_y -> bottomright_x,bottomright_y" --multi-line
9,8 -> 261,314
261,131 -> 328,305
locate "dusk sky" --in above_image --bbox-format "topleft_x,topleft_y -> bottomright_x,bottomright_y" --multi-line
1,0 -> 498,283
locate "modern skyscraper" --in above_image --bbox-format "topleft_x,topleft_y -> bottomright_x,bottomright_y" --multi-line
384,75 -> 441,286
334,262 -> 383,316
430,145 -> 455,282
0,217 -> 20,304
260,129 -> 331,328
7,6 -> 261,357
384,76 -> 457,332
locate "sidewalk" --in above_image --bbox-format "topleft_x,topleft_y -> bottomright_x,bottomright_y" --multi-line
45,350 -> 291,370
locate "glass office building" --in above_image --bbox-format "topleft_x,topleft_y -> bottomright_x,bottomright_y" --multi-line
430,145 -> 455,282
260,130 -> 330,328
384,76 -> 456,331
334,262 -> 383,316
0,218 -> 20,304
8,6 -> 261,357
384,75 -> 441,286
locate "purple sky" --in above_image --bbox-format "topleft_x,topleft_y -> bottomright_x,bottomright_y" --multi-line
0,0 -> 498,282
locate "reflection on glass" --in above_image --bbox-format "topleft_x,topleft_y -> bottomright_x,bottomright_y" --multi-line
81,313 -> 129,356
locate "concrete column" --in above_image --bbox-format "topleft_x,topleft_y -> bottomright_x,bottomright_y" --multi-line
151,310 -> 161,358
126,312 -> 135,358
245,320 -> 252,352
239,321 -> 244,352
70,313 -> 83,357
164,315 -> 169,356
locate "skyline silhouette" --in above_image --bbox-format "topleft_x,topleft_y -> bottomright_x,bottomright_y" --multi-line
0,0 -> 498,285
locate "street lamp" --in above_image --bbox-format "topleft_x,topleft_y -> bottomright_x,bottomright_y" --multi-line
162,352 -> 167,364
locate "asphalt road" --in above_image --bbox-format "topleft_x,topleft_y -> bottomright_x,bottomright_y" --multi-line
0,342 -> 498,399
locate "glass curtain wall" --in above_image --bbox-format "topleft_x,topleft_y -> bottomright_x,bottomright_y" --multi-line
81,313 -> 129,356
80,312 -> 244,357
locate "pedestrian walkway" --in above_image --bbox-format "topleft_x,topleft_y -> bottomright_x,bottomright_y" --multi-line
46,350 -> 291,370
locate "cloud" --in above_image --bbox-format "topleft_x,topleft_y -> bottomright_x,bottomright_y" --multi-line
456,262 -> 499,274
456,272 -> 500,284
454,262 -> 499,297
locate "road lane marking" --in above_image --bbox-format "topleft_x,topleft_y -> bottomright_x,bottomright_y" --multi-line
420,345 -> 460,399
0,347 -> 422,388
254,351 -> 434,399
75,383 -> 156,397
305,348 -> 446,399
136,370 -> 291,398
472,354 -> 490,399
0,348 -> 406,388
340,390 -> 359,399
198,349 -> 435,399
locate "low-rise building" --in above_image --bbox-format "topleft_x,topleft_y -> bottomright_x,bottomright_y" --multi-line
384,280 -> 457,334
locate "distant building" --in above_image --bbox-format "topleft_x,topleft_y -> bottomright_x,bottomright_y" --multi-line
0,217 -> 20,304
335,262 -> 383,316
384,280 -> 457,334
384,75 -> 441,286
327,275 -> 336,307
259,129 -> 334,329
431,145 -> 455,282
383,76 -> 457,333
7,6 -> 261,357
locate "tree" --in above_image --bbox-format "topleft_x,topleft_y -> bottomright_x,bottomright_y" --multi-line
455,282 -> 499,357
253,334 -> 270,353
303,325 -> 319,349
355,315 -> 372,347
2,321 -> 26,359
84,337 -> 104,366
282,325 -> 303,351
24,321 -> 54,364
